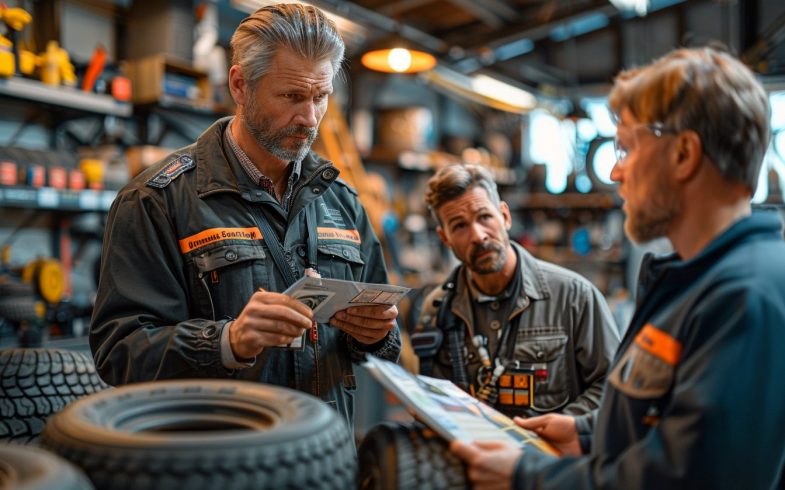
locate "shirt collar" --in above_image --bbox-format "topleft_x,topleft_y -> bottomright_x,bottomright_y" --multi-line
466,253 -> 522,303
223,118 -> 302,206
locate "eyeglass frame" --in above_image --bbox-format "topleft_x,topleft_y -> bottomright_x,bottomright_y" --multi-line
613,122 -> 681,166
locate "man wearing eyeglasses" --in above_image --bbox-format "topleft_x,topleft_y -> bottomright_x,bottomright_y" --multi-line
450,47 -> 785,490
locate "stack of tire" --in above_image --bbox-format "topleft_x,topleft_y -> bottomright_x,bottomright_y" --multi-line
0,348 -> 109,443
358,423 -> 468,490
1,348 -> 357,489
0,348 -> 108,489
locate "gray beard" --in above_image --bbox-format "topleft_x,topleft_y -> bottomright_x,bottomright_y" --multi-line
468,241 -> 508,275
241,99 -> 317,162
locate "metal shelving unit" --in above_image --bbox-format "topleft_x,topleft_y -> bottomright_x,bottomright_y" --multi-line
0,77 -> 131,117
0,187 -> 117,212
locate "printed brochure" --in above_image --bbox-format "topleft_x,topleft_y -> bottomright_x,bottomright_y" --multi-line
363,355 -> 560,456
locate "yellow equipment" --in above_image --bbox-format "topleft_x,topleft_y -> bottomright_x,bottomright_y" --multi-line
0,6 -> 32,77
1,7 -> 32,31
22,257 -> 65,304
0,35 -> 12,76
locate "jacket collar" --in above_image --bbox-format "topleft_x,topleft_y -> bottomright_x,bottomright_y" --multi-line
193,117 -> 340,211
639,211 -> 784,291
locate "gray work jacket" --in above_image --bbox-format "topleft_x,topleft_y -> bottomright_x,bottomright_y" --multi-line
416,242 -> 619,417
90,117 -> 401,426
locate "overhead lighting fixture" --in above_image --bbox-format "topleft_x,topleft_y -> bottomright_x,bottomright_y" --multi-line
422,66 -> 537,114
361,38 -> 436,74
609,0 -> 649,16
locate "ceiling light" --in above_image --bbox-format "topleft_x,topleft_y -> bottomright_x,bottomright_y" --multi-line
609,0 -> 649,16
361,43 -> 437,74
422,66 -> 537,114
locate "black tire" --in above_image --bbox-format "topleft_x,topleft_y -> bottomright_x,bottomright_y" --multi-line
0,297 -> 38,323
0,349 -> 110,443
0,278 -> 34,298
0,443 -> 94,490
358,423 -> 468,490
41,380 -> 356,490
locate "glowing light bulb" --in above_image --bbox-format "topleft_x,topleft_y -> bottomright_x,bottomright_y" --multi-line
388,48 -> 412,72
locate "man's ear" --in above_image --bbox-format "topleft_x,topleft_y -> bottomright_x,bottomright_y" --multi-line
672,130 -> 704,182
500,201 -> 512,231
228,65 -> 247,107
436,226 -> 451,249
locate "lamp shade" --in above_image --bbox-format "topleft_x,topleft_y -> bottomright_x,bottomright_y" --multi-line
361,39 -> 436,74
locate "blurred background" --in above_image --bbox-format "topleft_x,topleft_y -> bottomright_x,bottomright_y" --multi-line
0,0 -> 784,353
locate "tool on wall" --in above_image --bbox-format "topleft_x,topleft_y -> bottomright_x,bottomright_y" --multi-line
0,5 -> 31,76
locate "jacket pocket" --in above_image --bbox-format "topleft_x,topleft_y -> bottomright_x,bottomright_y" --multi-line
513,332 -> 570,412
609,343 -> 675,399
609,323 -> 680,400
316,242 -> 365,281
189,243 -> 268,319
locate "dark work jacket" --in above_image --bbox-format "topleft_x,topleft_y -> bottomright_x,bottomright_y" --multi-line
90,117 -> 401,427
416,242 -> 620,417
514,212 -> 785,490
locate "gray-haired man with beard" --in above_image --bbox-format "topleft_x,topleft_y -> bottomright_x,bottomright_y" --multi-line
90,4 -> 400,427
413,164 -> 619,419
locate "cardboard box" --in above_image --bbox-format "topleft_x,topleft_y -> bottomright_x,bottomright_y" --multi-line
126,146 -> 174,178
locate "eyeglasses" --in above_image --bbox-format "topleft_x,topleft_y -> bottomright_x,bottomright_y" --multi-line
614,122 -> 680,165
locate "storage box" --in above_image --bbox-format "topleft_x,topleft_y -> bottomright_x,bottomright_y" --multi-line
126,145 -> 174,178
122,55 -> 212,110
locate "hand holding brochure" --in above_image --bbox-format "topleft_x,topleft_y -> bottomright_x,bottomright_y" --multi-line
284,276 -> 411,323
363,355 -> 560,456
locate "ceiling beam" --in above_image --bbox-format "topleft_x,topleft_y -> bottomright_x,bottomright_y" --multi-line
314,0 -> 450,53
460,0 -> 615,51
445,0 -> 504,28
378,0 -> 437,16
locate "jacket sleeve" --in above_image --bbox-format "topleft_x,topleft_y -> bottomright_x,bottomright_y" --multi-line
342,188 -> 402,363
514,285 -> 785,490
90,187 -> 232,385
562,281 -> 620,415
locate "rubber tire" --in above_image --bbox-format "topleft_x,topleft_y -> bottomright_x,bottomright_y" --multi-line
357,423 -> 468,490
40,379 -> 357,490
0,443 -> 94,490
0,297 -> 38,323
0,349 -> 110,443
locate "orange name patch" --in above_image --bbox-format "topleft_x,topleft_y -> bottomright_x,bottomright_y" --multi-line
317,227 -> 361,244
179,227 -> 262,253
634,324 -> 682,366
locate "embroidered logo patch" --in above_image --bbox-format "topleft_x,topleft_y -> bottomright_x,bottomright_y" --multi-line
319,202 -> 345,225
179,227 -> 263,253
634,324 -> 682,366
317,227 -> 360,245
147,155 -> 196,189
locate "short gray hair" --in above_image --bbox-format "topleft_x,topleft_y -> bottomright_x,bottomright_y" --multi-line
609,47 -> 770,192
425,164 -> 501,225
230,3 -> 345,84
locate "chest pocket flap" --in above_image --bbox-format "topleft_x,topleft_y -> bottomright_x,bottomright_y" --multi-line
192,243 -> 266,273
609,324 -> 681,399
317,243 -> 365,265
515,334 -> 568,363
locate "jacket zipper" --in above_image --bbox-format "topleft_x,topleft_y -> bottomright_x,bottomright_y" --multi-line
290,163 -> 331,398
312,324 -> 320,398
286,162 -> 333,221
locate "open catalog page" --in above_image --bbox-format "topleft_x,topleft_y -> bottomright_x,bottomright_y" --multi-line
284,276 -> 411,323
364,355 -> 559,456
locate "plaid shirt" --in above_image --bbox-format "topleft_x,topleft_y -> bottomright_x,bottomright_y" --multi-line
224,120 -> 301,211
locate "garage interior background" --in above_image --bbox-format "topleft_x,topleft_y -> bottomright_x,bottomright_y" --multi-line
0,0 -> 784,423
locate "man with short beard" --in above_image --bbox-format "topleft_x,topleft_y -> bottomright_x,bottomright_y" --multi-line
90,4 -> 401,429
413,163 -> 620,418
450,47 -> 785,490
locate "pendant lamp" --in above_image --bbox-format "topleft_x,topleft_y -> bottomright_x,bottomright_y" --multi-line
361,37 -> 436,74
